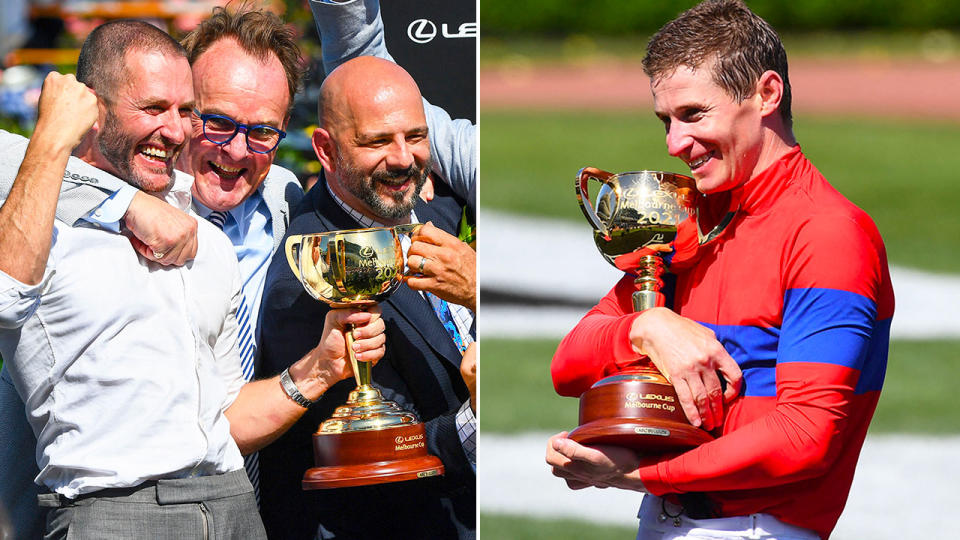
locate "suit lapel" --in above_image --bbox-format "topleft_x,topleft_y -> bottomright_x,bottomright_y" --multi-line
384,285 -> 462,370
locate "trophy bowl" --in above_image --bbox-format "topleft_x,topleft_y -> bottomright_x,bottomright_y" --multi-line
285,225 -> 444,489
570,167 -> 714,452
577,167 -> 698,266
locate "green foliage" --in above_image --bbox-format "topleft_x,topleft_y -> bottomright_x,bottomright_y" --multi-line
479,338 -> 960,435
480,0 -> 960,37
480,109 -> 960,274
480,512 -> 636,539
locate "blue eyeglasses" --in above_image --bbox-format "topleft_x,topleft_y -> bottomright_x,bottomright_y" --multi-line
194,109 -> 286,154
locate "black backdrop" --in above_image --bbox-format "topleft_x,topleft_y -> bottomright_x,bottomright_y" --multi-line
380,1 -> 477,123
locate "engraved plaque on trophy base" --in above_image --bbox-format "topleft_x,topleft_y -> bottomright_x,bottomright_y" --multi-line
304,422 -> 445,489
568,366 -> 714,453
301,384 -> 444,490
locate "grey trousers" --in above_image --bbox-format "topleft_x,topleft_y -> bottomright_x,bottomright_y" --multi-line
38,469 -> 266,540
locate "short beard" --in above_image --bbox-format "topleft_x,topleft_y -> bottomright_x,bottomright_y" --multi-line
335,151 -> 431,221
97,108 -> 175,192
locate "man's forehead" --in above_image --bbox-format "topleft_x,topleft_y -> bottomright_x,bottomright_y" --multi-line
192,39 -> 290,118
115,49 -> 193,100
652,65 -> 725,104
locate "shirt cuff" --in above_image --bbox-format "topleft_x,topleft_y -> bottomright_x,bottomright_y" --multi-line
81,184 -> 137,232
455,400 -> 476,471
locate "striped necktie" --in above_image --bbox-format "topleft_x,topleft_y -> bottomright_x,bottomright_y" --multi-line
207,210 -> 260,503
208,211 -> 256,379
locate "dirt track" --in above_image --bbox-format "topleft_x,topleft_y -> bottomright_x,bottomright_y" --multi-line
480,58 -> 960,120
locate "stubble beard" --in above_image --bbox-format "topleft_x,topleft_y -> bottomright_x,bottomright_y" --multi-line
97,109 -> 176,193
335,152 -> 431,221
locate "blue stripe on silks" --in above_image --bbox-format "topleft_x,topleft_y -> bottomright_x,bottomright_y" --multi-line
779,287 -> 877,371
697,289 -> 885,398
854,316 -> 890,394
739,360 -> 777,398
701,322 -> 779,398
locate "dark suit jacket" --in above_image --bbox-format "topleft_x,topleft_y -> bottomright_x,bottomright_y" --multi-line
257,178 -> 475,540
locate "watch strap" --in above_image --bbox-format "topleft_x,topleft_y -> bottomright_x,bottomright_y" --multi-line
279,368 -> 314,408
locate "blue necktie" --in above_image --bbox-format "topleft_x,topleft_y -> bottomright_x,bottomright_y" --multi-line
208,210 -> 260,503
426,292 -> 467,353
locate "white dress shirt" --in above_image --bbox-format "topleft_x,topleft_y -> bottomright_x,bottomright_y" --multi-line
0,172 -> 246,498
193,192 -> 274,353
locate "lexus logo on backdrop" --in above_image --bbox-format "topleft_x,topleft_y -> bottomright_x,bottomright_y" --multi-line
407,19 -> 478,44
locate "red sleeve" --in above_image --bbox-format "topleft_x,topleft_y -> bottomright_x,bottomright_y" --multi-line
639,362 -> 858,494
551,274 -> 644,397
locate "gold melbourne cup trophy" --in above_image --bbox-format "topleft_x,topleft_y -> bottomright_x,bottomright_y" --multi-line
570,167 -> 715,453
285,225 -> 444,489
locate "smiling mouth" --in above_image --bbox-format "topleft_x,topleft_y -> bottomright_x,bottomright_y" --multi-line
209,161 -> 245,180
138,144 -> 172,165
687,151 -> 714,171
377,177 -> 411,191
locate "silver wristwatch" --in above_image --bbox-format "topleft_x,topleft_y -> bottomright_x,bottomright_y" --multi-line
279,368 -> 314,408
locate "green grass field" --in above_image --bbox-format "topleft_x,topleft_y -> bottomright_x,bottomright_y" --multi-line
479,512 -> 636,539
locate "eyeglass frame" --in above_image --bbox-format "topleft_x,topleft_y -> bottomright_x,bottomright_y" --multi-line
193,109 -> 287,154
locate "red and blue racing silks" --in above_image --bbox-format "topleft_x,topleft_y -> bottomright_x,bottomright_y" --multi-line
552,146 -> 894,539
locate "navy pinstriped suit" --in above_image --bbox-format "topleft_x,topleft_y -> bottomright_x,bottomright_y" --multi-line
256,177 -> 475,539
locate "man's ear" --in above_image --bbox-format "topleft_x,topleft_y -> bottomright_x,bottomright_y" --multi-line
756,70 -> 784,118
90,90 -> 108,134
312,128 -> 337,172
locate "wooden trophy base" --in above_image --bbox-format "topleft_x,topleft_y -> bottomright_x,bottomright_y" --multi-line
303,407 -> 445,490
568,366 -> 713,453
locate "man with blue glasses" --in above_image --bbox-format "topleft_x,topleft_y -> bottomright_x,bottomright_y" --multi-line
193,110 -> 286,155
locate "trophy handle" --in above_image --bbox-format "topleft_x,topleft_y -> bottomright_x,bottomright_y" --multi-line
393,223 -> 422,237
285,235 -> 304,282
576,167 -> 615,237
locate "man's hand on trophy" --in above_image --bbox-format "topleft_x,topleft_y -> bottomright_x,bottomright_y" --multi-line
546,432 -> 648,492
629,308 -> 743,431
292,307 -> 386,400
126,191 -> 199,266
406,222 -> 477,311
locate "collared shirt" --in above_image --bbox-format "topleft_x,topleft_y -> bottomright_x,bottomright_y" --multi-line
327,182 -> 476,468
194,191 -> 274,350
84,180 -> 275,354
0,172 -> 246,498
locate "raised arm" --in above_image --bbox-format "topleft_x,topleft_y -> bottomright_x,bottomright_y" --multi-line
0,73 -> 97,286
0,129 -> 198,267
0,129 -> 126,226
